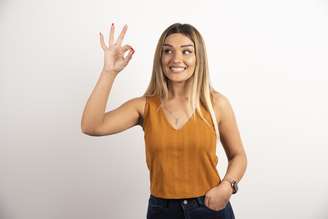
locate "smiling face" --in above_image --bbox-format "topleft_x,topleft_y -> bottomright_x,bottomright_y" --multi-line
161,33 -> 196,83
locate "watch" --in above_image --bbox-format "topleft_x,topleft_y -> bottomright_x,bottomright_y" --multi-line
223,178 -> 238,194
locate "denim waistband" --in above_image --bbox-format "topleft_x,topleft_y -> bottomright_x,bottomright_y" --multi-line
149,194 -> 206,208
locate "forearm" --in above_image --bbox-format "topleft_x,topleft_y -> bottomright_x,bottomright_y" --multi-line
81,70 -> 117,133
222,153 -> 247,183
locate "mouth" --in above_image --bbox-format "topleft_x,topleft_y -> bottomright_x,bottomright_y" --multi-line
169,66 -> 187,73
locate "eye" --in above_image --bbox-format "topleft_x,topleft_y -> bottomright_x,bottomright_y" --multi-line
163,49 -> 172,54
162,49 -> 193,55
183,50 -> 192,55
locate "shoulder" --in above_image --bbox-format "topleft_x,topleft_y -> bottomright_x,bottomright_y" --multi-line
211,91 -> 233,122
134,95 -> 160,118
130,96 -> 146,117
212,91 -> 230,109
134,95 -> 158,128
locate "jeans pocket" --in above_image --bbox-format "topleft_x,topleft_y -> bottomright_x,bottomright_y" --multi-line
196,196 -> 225,213
204,204 -> 226,213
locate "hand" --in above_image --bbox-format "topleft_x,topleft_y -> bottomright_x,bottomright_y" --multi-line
99,23 -> 134,75
204,181 -> 233,211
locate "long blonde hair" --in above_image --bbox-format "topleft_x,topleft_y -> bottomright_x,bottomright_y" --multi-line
143,23 -> 219,141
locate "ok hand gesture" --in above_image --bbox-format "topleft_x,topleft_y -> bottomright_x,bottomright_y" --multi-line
99,23 -> 134,75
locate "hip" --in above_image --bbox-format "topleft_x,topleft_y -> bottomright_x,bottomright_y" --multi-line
147,194 -> 235,219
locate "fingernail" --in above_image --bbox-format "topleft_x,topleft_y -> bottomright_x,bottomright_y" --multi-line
112,23 -> 114,26
131,48 -> 135,54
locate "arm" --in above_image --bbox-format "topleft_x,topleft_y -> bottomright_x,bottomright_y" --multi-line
81,71 -> 116,135
81,23 -> 139,136
205,92 -> 247,211
216,93 -> 247,185
81,71 -> 143,136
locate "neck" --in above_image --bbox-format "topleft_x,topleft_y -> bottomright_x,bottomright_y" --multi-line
167,80 -> 191,101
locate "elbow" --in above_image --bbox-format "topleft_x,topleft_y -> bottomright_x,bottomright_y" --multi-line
81,126 -> 94,136
81,124 -> 108,136
81,128 -> 102,136
81,120 -> 90,135
81,124 -> 100,136
81,118 -> 97,136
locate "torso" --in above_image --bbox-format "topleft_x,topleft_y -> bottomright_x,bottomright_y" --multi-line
135,91 -> 223,129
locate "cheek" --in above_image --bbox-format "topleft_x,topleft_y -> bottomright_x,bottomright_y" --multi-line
186,56 -> 196,67
161,56 -> 170,66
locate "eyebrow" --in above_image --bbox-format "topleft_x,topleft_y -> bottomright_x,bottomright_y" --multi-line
163,43 -> 194,48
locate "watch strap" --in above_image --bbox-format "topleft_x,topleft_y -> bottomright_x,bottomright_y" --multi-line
222,178 -> 238,194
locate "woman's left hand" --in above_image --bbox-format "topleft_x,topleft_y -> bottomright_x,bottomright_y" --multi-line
204,181 -> 233,211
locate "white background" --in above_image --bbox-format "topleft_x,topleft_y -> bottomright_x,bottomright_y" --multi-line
1,0 -> 328,218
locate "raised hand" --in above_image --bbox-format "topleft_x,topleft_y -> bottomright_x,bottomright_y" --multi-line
99,23 -> 134,75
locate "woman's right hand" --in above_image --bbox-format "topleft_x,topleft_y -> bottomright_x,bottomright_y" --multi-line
99,23 -> 134,75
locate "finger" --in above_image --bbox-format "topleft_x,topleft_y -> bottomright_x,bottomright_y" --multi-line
116,24 -> 128,45
99,32 -> 107,50
122,50 -> 134,67
109,23 -> 115,45
205,196 -> 210,207
121,44 -> 133,53
122,45 -> 134,61
122,47 -> 134,64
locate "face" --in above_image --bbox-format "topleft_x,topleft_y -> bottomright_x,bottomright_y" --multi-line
161,33 -> 196,83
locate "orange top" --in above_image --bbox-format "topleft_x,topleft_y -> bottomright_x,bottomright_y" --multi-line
143,95 -> 221,199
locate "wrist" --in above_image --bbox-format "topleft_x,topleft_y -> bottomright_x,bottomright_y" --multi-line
221,178 -> 239,194
101,68 -> 119,76
220,180 -> 234,194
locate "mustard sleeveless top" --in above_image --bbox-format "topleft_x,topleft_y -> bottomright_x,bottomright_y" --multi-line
143,95 -> 221,199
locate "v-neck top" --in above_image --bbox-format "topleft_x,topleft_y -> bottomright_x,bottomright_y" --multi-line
143,95 -> 221,199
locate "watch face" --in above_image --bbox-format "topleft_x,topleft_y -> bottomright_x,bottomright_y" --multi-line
232,181 -> 238,194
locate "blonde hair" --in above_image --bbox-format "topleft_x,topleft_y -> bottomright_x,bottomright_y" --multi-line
143,23 -> 219,141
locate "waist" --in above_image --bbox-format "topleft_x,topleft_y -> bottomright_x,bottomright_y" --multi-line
149,194 -> 206,209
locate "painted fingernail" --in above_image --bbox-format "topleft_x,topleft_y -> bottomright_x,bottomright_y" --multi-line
131,48 -> 135,54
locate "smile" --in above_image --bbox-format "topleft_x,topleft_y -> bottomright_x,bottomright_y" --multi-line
169,66 -> 187,73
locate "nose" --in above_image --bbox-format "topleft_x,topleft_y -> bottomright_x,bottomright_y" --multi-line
172,51 -> 183,63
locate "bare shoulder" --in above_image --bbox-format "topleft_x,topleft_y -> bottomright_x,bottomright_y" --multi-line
212,91 -> 230,108
211,91 -> 233,123
134,95 -> 147,117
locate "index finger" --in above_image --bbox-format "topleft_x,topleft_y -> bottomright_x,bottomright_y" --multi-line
116,24 -> 128,45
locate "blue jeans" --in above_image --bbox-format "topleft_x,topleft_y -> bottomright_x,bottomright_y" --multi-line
147,194 -> 235,219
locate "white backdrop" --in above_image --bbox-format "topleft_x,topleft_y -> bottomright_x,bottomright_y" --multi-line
1,0 -> 328,218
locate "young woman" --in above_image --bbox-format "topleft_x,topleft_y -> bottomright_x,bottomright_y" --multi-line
81,23 -> 247,219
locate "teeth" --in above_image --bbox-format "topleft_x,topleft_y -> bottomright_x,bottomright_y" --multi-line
170,67 -> 186,72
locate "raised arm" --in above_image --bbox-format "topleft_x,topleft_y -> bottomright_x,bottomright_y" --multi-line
81,23 -> 138,136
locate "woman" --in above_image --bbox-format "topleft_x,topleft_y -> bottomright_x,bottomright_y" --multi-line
81,23 -> 247,219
